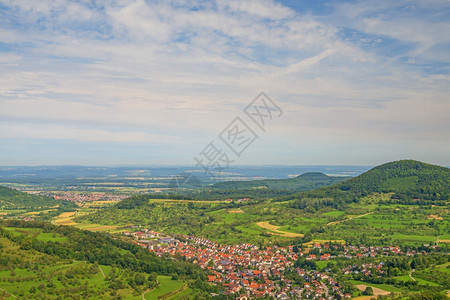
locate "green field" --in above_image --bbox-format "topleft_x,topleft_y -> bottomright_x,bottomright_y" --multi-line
322,210 -> 345,218
3,227 -> 68,243
144,276 -> 187,300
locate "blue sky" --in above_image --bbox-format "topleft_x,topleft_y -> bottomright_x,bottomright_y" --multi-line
0,0 -> 449,166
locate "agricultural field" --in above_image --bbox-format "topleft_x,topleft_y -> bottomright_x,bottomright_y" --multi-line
52,200 -> 128,233
143,275 -> 189,300
256,221 -> 304,237
348,280 -> 404,294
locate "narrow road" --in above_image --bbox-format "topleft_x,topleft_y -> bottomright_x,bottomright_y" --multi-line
409,269 -> 416,281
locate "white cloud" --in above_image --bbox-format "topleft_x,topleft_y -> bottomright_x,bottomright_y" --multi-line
0,122 -> 180,143
0,0 -> 448,165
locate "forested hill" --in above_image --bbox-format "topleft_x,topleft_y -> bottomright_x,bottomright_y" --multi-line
0,185 -> 73,210
291,160 -> 449,208
211,172 -> 348,191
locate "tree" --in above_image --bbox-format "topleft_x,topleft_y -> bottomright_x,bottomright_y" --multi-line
134,273 -> 146,285
29,286 -> 36,294
362,286 -> 374,296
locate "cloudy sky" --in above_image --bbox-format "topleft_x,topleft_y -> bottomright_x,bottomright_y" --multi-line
0,0 -> 449,166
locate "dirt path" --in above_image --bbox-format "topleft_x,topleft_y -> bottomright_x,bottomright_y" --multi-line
327,212 -> 373,226
99,266 -> 106,278
256,221 -> 304,238
141,280 -> 160,300
142,288 -> 150,300
409,269 -> 416,281
0,287 -> 17,299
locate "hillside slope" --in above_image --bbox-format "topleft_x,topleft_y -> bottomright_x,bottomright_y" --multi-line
0,219 -> 210,299
291,160 -> 449,208
0,185 -> 75,210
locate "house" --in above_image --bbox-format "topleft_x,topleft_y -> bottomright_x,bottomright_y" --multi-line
158,237 -> 175,244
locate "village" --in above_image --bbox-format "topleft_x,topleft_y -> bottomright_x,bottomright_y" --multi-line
24,190 -> 128,203
127,228 -> 439,299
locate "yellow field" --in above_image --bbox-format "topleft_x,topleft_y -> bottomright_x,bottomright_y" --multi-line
355,284 -> 390,296
256,221 -> 304,238
24,211 -> 40,215
82,200 -> 118,207
428,214 -> 443,220
54,219 -> 77,226
303,239 -> 346,249
59,212 -> 77,218
52,201 -> 124,233
76,225 -> 118,231
229,209 -> 244,213
53,211 -> 78,225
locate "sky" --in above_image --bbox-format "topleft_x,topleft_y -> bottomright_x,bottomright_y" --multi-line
0,0 -> 449,167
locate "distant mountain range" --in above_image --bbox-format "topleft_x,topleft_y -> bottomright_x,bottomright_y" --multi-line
212,172 -> 349,192
0,165 -> 369,180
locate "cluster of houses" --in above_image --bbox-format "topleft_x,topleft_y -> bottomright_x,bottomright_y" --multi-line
128,228 -> 441,299
341,262 -> 385,277
22,190 -> 127,203
134,233 -> 347,299
50,192 -> 127,203
308,243 -> 428,259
